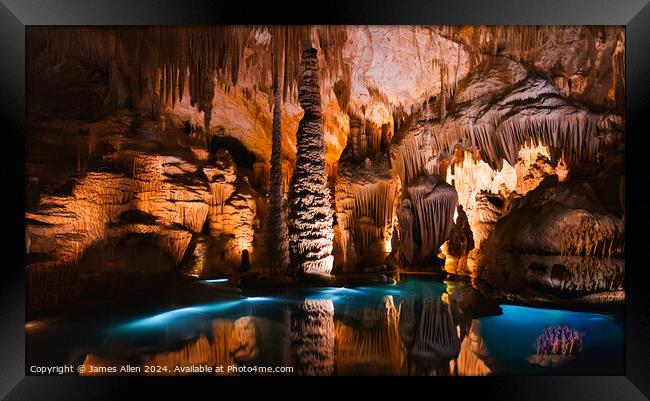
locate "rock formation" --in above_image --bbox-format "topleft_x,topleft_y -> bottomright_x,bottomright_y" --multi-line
528,325 -> 584,367
288,47 -> 335,280
258,28 -> 290,277
478,176 -> 624,299
397,175 -> 457,266
335,153 -> 400,271
26,25 -> 626,306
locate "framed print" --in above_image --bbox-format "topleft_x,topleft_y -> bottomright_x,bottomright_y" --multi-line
1,0 -> 649,399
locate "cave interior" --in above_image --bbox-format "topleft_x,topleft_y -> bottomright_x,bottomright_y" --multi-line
25,25 -> 625,313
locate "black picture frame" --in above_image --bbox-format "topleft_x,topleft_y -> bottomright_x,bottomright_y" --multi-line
2,0 -> 649,399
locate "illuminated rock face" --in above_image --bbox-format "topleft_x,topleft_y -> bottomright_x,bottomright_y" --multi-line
26,25 -> 626,302
26,142 -> 259,275
288,48 -> 335,279
440,205 -> 474,276
335,153 -> 400,271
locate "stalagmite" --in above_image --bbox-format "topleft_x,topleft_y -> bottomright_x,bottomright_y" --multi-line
288,47 -> 335,279
259,28 -> 290,276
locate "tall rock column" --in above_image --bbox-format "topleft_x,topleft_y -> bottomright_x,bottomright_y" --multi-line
260,29 -> 290,277
288,47 -> 334,280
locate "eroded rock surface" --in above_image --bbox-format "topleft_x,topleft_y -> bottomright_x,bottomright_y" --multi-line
478,177 -> 624,296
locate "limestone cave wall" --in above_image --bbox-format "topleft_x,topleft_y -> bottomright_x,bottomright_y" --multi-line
26,25 -> 625,306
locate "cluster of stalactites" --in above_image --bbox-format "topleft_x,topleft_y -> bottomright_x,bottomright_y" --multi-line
27,26 -> 349,130
342,113 -> 390,162
435,26 -> 622,65
348,180 -> 400,258
396,174 -> 458,266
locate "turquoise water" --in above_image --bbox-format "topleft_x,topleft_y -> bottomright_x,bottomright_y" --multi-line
26,277 -> 624,375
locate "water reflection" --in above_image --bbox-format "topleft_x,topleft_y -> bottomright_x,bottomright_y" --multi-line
335,296 -> 404,375
289,300 -> 335,375
29,278 -> 624,376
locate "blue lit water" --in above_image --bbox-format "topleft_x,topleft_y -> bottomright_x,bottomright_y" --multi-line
27,277 -> 624,375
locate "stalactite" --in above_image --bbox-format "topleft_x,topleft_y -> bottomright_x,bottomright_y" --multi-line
402,175 -> 458,264
288,47 -> 335,279
335,155 -> 401,270
27,26 -> 347,125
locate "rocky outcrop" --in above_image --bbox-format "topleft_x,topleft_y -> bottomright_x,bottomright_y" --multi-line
26,172 -> 134,266
288,47 -> 335,279
106,151 -> 211,232
478,176 -> 624,297
26,139 -> 261,278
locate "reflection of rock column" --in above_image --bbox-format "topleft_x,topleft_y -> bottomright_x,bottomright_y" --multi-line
288,47 -> 334,278
398,296 -> 417,350
290,299 -> 335,376
230,316 -> 259,364
456,319 -> 492,376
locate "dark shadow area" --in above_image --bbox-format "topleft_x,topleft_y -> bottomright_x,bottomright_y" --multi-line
209,135 -> 256,169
